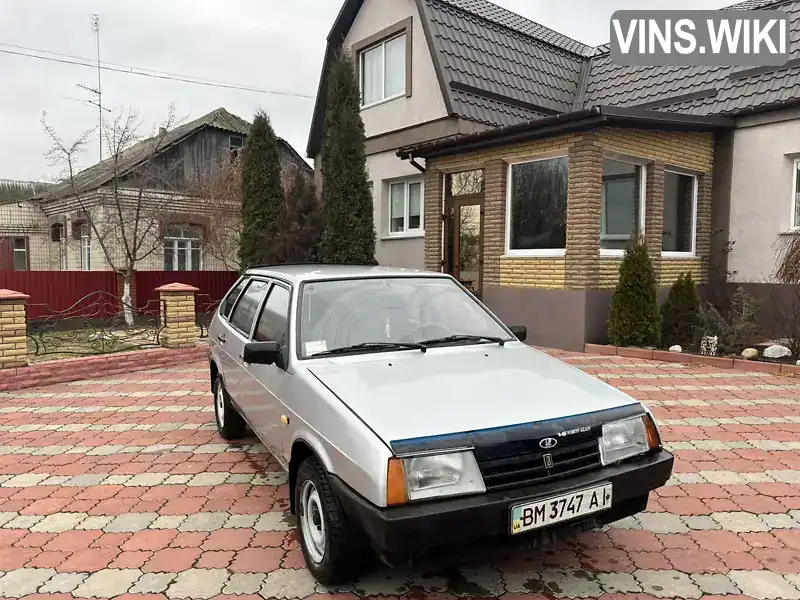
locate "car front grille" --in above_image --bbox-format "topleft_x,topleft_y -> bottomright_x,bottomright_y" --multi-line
476,436 -> 602,492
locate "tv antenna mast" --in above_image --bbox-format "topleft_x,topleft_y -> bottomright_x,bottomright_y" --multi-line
78,14 -> 104,160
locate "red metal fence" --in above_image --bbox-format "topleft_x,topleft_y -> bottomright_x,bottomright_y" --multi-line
135,271 -> 239,313
0,271 -> 118,319
0,271 -> 238,319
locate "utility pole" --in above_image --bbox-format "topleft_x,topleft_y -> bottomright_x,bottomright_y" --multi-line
92,14 -> 102,160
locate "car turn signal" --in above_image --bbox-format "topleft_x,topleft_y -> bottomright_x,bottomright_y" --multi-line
386,458 -> 408,506
644,413 -> 662,450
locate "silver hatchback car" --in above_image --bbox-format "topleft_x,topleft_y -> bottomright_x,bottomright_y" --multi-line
208,265 -> 673,584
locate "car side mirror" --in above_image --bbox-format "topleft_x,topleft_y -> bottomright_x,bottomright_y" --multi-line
508,325 -> 527,342
243,341 -> 281,366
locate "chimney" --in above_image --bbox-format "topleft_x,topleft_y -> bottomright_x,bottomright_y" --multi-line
158,126 -> 167,136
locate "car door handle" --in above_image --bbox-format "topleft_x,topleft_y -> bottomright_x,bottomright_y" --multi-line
217,333 -> 227,343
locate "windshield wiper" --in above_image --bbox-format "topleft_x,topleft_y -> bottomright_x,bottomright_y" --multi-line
312,341 -> 427,357
418,334 -> 508,347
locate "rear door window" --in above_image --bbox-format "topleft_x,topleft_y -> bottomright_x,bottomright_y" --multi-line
220,277 -> 248,320
254,285 -> 291,345
229,279 -> 269,336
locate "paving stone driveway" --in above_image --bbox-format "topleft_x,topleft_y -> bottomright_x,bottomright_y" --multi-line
0,352 -> 798,599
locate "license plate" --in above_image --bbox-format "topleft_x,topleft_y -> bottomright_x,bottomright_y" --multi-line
510,483 -> 613,535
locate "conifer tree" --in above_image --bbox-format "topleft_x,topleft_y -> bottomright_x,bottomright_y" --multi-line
318,51 -> 376,264
607,235 -> 661,347
238,111 -> 284,270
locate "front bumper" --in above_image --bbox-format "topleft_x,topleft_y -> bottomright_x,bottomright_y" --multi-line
331,449 -> 673,555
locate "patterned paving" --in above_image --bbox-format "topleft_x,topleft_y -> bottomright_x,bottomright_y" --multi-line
0,353 -> 798,599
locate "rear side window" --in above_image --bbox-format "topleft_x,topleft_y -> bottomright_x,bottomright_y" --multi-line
254,285 -> 290,345
220,278 -> 248,319
229,280 -> 269,335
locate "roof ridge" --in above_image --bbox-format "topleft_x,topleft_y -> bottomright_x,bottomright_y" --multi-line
434,0 -> 592,57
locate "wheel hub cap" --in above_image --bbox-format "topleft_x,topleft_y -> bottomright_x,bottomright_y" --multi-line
216,385 -> 225,428
300,480 -> 326,563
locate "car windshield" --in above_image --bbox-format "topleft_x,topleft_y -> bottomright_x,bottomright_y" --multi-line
298,277 -> 511,358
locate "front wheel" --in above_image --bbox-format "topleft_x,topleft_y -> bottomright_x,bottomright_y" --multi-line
213,374 -> 246,440
295,456 -> 363,585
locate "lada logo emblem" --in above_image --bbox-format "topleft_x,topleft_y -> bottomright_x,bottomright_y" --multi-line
539,437 -> 558,449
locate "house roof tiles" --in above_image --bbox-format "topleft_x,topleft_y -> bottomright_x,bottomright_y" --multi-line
306,0 -> 800,157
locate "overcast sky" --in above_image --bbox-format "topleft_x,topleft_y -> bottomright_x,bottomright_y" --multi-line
0,0 -> 730,182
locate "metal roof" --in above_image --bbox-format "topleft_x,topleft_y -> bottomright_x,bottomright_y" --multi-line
397,105 -> 735,159
35,108 -> 310,203
246,264 -> 441,283
307,0 -> 800,158
0,179 -> 50,204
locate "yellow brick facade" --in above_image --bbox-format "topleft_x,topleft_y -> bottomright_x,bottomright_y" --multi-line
499,257 -> 566,288
424,126 -> 715,292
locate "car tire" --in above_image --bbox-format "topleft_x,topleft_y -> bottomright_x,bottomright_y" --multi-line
295,456 -> 363,585
213,374 -> 246,440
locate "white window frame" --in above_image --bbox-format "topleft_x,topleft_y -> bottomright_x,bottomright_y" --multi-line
164,225 -> 203,271
80,233 -> 91,271
600,159 -> 647,257
505,153 -> 569,258
386,178 -> 424,238
359,32 -> 407,109
791,158 -> 800,231
662,168 -> 699,258
12,238 -> 28,271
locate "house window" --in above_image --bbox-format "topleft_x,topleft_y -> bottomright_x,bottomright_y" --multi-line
663,171 -> 698,255
602,160 -> 645,252
360,33 -> 406,106
164,225 -> 202,271
506,157 -> 568,255
229,136 -> 244,161
12,238 -> 27,271
388,179 -> 423,233
793,159 -> 800,229
80,225 -> 91,271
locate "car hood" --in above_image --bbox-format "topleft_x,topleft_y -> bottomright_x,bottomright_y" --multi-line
307,344 -> 640,449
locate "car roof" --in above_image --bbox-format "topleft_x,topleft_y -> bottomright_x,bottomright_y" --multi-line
244,264 -> 450,285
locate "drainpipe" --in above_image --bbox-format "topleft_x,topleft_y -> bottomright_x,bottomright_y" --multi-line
407,154 -> 426,174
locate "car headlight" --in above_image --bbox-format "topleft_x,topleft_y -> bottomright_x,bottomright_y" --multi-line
386,450 -> 485,505
600,415 -> 659,465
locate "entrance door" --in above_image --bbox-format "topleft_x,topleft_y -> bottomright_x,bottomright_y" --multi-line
445,198 -> 484,298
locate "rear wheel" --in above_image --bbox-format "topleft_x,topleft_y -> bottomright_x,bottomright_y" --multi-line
213,374 -> 246,440
295,456 -> 363,584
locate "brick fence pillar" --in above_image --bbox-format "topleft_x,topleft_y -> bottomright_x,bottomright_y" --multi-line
0,290 -> 29,369
156,283 -> 199,349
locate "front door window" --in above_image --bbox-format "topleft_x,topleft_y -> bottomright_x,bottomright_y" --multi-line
444,170 -> 484,298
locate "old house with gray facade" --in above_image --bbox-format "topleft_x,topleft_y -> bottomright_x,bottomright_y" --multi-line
1,108 -> 311,273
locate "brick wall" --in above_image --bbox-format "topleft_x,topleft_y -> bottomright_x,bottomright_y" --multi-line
499,257 -> 565,288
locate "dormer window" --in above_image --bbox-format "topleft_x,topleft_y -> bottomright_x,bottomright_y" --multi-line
355,18 -> 412,108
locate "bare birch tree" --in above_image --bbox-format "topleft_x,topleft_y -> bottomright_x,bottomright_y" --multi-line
42,105 -> 181,325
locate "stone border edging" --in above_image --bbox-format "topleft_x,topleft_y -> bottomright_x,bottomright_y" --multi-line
0,345 -> 209,392
584,343 -> 800,375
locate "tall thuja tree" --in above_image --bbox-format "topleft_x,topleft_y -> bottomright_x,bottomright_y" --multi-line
318,50 -> 376,264
607,235 -> 661,347
280,165 -> 324,263
238,111 -> 284,270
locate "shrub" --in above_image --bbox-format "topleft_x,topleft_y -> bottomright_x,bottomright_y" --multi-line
661,272 -> 700,349
607,235 -> 661,347
698,286 -> 761,355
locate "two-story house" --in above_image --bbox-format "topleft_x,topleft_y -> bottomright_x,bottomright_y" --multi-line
1,107 -> 311,273
308,0 -> 800,350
